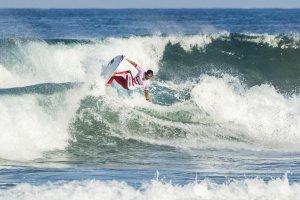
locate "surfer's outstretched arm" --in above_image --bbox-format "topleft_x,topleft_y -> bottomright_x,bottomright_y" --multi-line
126,59 -> 138,68
145,89 -> 151,102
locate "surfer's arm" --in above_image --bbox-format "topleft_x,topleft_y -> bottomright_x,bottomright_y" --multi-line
145,89 -> 151,102
126,59 -> 138,68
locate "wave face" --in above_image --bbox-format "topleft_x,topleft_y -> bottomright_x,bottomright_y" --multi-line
158,33 -> 300,92
0,33 -> 299,162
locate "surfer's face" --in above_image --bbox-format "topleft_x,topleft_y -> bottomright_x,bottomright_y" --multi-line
145,73 -> 153,80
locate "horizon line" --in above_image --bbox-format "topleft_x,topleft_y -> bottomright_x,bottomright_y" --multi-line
1,7 -> 300,9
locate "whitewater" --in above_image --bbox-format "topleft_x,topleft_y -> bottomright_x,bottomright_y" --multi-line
0,9 -> 300,200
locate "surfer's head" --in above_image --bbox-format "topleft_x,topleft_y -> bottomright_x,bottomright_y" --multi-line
145,70 -> 154,80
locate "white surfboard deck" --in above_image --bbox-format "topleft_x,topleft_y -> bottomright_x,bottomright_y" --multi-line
102,55 -> 138,84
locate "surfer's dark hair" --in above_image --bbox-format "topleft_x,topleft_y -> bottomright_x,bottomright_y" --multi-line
146,70 -> 154,76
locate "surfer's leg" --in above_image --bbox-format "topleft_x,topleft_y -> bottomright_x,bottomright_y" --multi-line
114,76 -> 128,89
114,71 -> 130,76
106,76 -> 114,86
106,72 -> 126,86
106,71 -> 131,89
125,71 -> 135,89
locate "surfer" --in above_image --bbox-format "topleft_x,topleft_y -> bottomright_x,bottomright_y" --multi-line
106,59 -> 154,102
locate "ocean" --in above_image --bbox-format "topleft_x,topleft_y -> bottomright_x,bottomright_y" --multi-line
0,9 -> 300,199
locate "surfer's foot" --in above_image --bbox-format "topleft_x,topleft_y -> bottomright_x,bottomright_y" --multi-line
111,72 -> 118,77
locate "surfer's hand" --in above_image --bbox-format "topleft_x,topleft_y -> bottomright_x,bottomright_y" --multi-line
146,98 -> 152,102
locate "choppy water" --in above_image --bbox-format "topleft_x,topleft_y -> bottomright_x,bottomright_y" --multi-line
0,9 -> 300,200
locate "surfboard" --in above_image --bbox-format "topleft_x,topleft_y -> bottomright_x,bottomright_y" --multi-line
102,55 -> 139,85
102,55 -> 125,83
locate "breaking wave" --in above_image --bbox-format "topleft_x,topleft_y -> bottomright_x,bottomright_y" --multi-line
0,33 -> 300,161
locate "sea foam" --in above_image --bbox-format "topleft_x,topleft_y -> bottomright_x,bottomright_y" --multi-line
191,75 -> 300,150
0,176 -> 299,200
